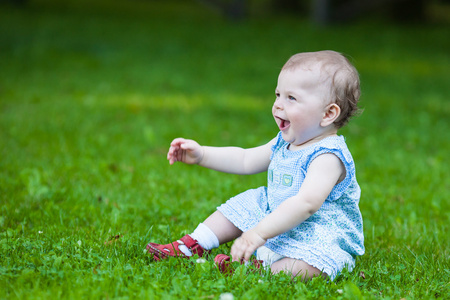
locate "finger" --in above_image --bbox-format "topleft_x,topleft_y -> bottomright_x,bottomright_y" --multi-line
168,140 -> 183,162
167,147 -> 175,161
180,140 -> 195,151
174,149 -> 181,163
243,249 -> 253,262
169,154 -> 177,165
231,241 -> 244,262
170,138 -> 188,150
231,253 -> 242,262
170,137 -> 185,145
167,147 -> 178,164
230,243 -> 237,260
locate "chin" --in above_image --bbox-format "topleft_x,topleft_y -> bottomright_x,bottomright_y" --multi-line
280,132 -> 293,143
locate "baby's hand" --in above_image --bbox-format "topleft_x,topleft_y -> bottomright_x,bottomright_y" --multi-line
167,138 -> 204,165
230,229 -> 266,263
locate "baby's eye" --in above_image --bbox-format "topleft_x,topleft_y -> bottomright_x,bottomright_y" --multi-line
275,92 -> 280,98
288,95 -> 296,101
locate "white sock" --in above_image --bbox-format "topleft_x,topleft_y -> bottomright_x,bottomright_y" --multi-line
178,223 -> 220,256
191,223 -> 220,250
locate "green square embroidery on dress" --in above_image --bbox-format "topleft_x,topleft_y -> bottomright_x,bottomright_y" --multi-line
282,174 -> 293,186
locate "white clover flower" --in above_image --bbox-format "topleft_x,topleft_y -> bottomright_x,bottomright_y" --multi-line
219,293 -> 234,300
38,231 -> 43,234
77,240 -> 82,247
336,289 -> 343,294
196,258 -> 206,264
258,279 -> 264,284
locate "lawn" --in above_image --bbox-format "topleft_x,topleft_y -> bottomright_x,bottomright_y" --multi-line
0,0 -> 449,299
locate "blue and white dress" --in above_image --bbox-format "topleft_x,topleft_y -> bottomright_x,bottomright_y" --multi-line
217,132 -> 364,280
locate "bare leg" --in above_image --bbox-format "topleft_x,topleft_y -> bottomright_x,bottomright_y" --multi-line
270,258 -> 328,281
203,210 -> 242,244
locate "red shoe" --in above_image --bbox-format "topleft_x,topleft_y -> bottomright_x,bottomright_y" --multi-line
146,235 -> 207,261
215,254 -> 233,273
214,254 -> 264,274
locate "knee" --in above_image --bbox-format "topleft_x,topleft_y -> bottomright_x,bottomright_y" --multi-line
270,258 -> 328,281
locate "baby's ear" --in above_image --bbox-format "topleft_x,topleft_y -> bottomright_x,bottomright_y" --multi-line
321,103 -> 341,127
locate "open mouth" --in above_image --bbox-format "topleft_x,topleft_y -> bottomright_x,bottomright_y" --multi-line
276,117 -> 290,131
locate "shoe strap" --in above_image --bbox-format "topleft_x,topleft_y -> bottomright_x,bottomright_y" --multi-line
180,235 -> 204,256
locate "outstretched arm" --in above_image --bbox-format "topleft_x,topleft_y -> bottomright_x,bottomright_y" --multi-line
230,153 -> 345,262
167,137 -> 276,175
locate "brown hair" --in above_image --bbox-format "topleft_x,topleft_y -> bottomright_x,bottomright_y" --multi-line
282,50 -> 361,128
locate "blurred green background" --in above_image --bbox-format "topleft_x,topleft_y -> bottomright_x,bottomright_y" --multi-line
1,0 -> 449,299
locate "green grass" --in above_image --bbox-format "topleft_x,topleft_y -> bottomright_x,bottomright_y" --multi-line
1,0 -> 449,299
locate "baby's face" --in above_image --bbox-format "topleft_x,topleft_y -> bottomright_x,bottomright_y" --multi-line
272,66 -> 332,149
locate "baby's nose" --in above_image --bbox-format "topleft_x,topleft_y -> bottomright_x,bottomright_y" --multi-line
273,98 -> 283,109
